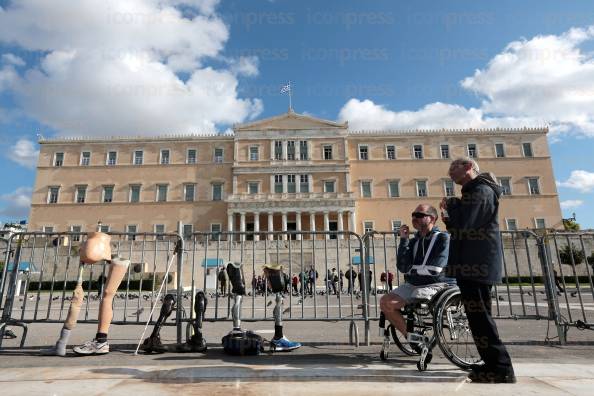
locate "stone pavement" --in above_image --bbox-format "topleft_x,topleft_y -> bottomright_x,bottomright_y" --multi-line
1,320 -> 593,395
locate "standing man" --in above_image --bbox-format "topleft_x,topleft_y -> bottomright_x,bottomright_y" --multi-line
441,157 -> 516,384
345,267 -> 356,294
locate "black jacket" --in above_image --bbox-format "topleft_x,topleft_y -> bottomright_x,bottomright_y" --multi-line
444,173 -> 503,285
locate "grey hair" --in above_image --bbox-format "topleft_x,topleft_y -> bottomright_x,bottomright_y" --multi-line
451,157 -> 480,174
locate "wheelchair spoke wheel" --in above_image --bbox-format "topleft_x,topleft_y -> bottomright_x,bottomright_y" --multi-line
434,290 -> 482,369
389,324 -> 417,356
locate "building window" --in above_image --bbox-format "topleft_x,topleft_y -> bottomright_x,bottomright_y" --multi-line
495,143 -> 505,158
413,145 -> 423,159
107,151 -> 117,165
440,144 -> 449,159
391,220 -> 402,233
287,141 -> 295,160
99,224 -> 110,233
80,151 -> 91,166
361,181 -> 372,198
70,225 -> 82,242
467,143 -> 478,158
212,183 -> 223,201
324,180 -> 335,193
522,142 -> 533,157
299,141 -> 308,160
183,224 -> 193,239
527,177 -> 540,195
103,186 -> 114,203
248,182 -> 259,195
506,219 -> 518,231
214,148 -> 224,163
363,221 -> 374,233
323,145 -> 333,160
498,177 -> 512,196
388,180 -> 400,198
129,185 -> 141,203
54,152 -> 64,167
155,224 -> 165,240
184,183 -> 196,202
134,150 -> 143,165
249,146 -> 259,161
300,175 -> 309,193
48,187 -> 60,204
444,179 -> 455,197
416,180 -> 428,197
274,141 -> 283,160
359,145 -> 369,160
156,184 -> 168,202
126,225 -> 137,241
211,223 -> 222,239
535,218 -> 546,229
75,185 -> 87,203
287,174 -> 296,193
187,149 -> 197,164
274,175 -> 283,193
43,226 -> 54,233
386,145 -> 396,160
160,149 -> 170,165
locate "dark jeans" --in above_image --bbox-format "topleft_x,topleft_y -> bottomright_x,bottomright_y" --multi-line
457,279 -> 514,374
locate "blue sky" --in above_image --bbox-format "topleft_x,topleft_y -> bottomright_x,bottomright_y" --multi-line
0,0 -> 593,227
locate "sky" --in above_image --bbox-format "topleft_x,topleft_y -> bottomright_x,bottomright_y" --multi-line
0,0 -> 593,228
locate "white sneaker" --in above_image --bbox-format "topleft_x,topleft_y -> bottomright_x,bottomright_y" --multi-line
73,339 -> 109,355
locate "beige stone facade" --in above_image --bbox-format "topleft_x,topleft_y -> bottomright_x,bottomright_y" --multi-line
29,111 -> 562,235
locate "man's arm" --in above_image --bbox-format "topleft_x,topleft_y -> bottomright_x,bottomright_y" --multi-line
397,238 -> 414,274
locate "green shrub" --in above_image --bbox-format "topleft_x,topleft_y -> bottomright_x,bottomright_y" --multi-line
559,243 -> 585,265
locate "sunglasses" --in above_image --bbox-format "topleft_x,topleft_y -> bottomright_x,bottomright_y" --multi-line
412,212 -> 431,219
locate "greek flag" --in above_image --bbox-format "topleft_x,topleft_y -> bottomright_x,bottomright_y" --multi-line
280,83 -> 291,94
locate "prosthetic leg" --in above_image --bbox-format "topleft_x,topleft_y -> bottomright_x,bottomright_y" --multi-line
264,263 -> 301,352
186,291 -> 207,352
222,261 -> 263,355
40,230 -> 116,356
142,293 -> 175,353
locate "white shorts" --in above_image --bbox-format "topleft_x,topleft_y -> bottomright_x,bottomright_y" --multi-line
390,282 -> 449,303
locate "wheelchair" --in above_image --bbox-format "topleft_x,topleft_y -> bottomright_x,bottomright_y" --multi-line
379,285 -> 482,371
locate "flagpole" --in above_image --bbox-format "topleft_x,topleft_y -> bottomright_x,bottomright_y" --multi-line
288,81 -> 292,112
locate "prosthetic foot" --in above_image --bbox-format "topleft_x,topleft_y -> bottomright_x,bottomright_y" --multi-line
180,291 -> 207,352
142,293 -> 175,353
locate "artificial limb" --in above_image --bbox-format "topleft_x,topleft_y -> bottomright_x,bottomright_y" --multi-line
142,293 -> 176,353
264,264 -> 301,352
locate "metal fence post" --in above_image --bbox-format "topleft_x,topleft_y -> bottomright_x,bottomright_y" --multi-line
362,232 -> 371,346
538,232 -> 566,344
176,222 -> 184,345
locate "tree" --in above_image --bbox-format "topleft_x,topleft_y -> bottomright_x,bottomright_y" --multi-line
559,243 -> 585,265
562,219 -> 580,231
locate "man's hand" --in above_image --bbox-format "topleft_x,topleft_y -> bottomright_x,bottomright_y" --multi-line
399,225 -> 410,239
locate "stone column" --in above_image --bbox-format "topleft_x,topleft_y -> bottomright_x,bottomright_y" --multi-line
282,174 -> 287,194
282,141 -> 287,161
337,210 -> 344,239
240,212 -> 246,242
281,212 -> 288,240
232,175 -> 238,195
348,210 -> 356,234
309,212 -> 316,240
295,141 -> 301,161
323,211 -> 330,240
268,212 -> 274,241
345,173 -> 351,193
253,212 -> 260,241
270,175 -> 275,194
295,211 -> 302,240
270,141 -> 275,160
308,174 -> 313,194
228,212 -> 234,233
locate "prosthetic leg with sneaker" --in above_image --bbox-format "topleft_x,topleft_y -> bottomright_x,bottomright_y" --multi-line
263,263 -> 301,352
221,261 -> 264,355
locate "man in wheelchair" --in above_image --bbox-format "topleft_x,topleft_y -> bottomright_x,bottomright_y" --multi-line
380,204 -> 451,351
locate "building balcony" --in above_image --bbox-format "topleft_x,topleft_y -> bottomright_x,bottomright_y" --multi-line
227,192 -> 354,202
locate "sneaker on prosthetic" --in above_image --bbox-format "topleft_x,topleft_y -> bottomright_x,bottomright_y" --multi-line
271,336 -> 301,352
73,339 -> 109,355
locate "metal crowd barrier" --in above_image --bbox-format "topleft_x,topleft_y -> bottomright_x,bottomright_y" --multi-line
179,231 -> 367,345
0,230 -> 184,348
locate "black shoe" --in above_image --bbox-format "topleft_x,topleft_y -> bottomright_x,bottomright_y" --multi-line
468,370 -> 516,384
466,362 -> 486,372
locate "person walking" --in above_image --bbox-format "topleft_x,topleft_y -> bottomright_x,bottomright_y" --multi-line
441,157 -> 516,384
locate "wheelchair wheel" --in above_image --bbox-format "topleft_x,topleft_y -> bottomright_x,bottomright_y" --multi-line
434,289 -> 482,369
389,324 -> 417,356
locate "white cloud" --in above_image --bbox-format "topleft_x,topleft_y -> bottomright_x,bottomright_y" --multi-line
560,200 -> 584,209
557,170 -> 594,193
7,138 -> 39,169
1,53 -> 25,66
0,0 -> 262,137
0,187 -> 32,220
339,25 -> 594,138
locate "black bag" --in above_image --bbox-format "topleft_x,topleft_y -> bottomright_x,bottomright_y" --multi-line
222,330 -> 264,356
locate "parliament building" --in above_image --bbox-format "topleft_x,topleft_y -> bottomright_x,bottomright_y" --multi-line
28,110 -> 562,237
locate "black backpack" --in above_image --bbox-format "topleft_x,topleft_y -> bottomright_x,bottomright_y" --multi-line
222,330 -> 264,356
